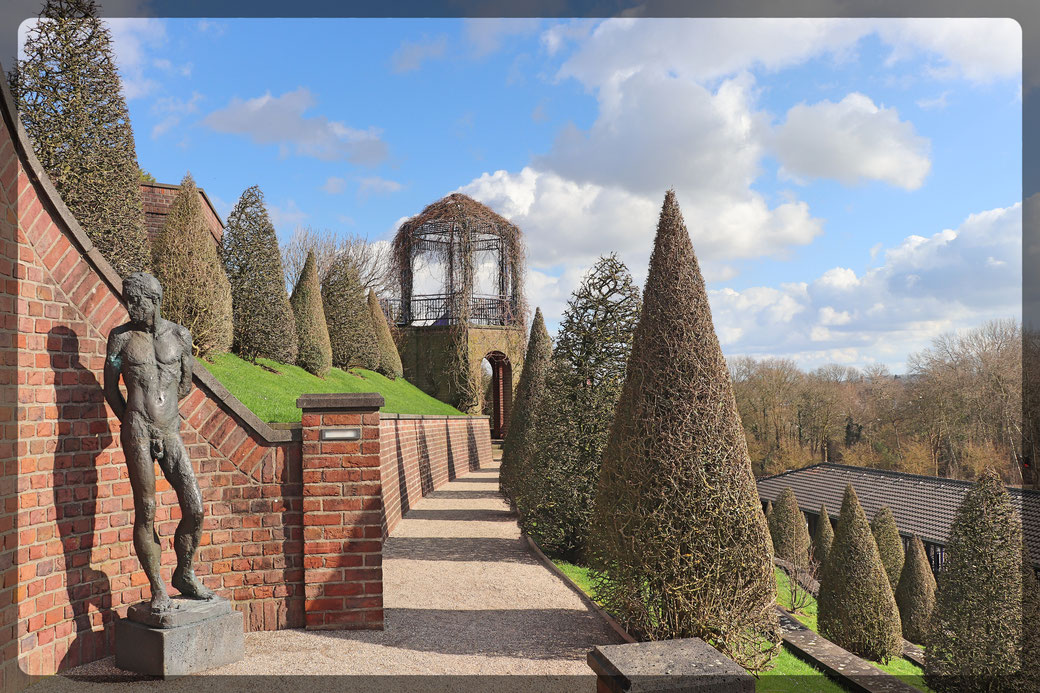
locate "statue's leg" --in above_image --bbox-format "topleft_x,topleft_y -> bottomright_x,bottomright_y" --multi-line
160,433 -> 215,600
121,417 -> 170,612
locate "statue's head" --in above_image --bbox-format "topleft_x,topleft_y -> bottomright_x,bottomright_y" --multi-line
123,272 -> 163,326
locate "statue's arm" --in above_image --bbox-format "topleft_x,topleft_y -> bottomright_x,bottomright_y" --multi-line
177,326 -> 194,400
104,330 -> 127,421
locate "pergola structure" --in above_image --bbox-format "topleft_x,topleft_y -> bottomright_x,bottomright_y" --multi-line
389,193 -> 528,436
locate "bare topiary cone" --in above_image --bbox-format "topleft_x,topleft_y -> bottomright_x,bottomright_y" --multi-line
769,488 -> 811,567
290,251 -> 332,378
500,308 -> 551,500
368,290 -> 403,379
895,535 -> 935,645
926,471 -> 1024,692
223,185 -> 297,364
322,253 -> 380,371
812,503 -> 834,568
151,173 -> 232,357
589,190 -> 780,671
871,506 -> 905,591
517,255 -> 640,560
11,0 -> 150,278
818,485 -> 902,663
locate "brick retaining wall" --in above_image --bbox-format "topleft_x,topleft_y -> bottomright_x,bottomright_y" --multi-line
0,67 -> 491,688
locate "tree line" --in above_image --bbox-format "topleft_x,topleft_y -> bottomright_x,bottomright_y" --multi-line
11,0 -> 402,381
731,317 -> 1022,483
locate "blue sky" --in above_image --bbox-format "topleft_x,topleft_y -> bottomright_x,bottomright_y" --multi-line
39,17 -> 1022,372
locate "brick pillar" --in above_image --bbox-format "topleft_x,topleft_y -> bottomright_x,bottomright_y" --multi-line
297,393 -> 385,630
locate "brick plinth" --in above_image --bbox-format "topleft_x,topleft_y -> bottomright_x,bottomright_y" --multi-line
297,394 -> 385,630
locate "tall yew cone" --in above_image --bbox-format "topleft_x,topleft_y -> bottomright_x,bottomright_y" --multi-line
499,308 -> 551,500
222,185 -> 298,364
588,190 -> 779,670
322,254 -> 380,371
11,0 -> 151,278
926,471 -> 1025,692
151,173 -> 232,357
769,487 -> 810,567
818,485 -> 902,662
290,251 -> 333,378
871,506 -> 905,591
368,290 -> 403,378
895,535 -> 936,645
812,504 -> 834,567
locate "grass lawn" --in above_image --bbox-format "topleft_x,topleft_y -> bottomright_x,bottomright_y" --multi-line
200,352 -> 464,421
550,558 -> 850,692
773,567 -> 932,692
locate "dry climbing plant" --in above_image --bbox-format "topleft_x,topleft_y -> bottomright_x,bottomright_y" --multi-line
393,193 -> 528,413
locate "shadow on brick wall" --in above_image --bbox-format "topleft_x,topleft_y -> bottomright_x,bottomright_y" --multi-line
47,326 -> 114,671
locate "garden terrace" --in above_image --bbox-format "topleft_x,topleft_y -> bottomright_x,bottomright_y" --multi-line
757,463 -> 1040,573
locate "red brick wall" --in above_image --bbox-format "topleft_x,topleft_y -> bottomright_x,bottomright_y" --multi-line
1,87 -> 305,689
379,415 -> 492,536
140,183 -> 223,247
1,71 -> 491,687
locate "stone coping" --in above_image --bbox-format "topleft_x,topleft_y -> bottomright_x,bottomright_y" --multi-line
268,413 -> 489,433
589,639 -> 753,692
296,393 -> 386,411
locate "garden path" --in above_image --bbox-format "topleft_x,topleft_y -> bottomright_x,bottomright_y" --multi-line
34,455 -> 623,692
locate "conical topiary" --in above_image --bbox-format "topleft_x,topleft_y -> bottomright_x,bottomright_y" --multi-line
588,190 -> 780,671
499,308 -> 551,500
765,501 -> 773,520
222,185 -> 298,364
516,255 -> 640,560
926,471 -> 1025,691
11,0 -> 151,278
871,506 -> 905,591
818,485 -> 902,662
368,290 -> 403,379
322,253 -> 380,371
895,535 -> 936,645
151,173 -> 232,356
290,251 -> 332,377
769,488 -> 810,567
812,504 -> 834,568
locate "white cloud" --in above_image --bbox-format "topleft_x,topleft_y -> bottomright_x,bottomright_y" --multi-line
203,87 -> 387,166
773,93 -> 931,190
463,19 -> 540,57
391,34 -> 447,73
710,202 -> 1021,369
875,18 -> 1021,84
358,176 -> 403,199
150,91 -> 203,138
916,90 -> 951,110
321,176 -> 347,195
105,18 -> 167,100
268,200 -> 308,230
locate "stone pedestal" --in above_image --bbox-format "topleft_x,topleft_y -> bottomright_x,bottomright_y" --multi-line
588,639 -> 754,693
115,597 -> 244,678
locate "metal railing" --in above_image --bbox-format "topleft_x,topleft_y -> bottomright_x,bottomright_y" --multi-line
380,294 -> 516,327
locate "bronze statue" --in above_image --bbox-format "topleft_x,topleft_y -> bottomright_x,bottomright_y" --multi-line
104,272 -> 214,612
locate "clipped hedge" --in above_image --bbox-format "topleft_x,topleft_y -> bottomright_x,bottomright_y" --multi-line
289,251 -> 333,377
871,506 -> 905,591
818,485 -> 902,663
769,488 -> 810,567
895,535 -> 935,645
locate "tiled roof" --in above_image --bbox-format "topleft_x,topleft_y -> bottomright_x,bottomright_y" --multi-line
757,463 -> 1040,567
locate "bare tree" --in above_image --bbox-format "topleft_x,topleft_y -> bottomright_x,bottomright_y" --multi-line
282,226 -> 394,297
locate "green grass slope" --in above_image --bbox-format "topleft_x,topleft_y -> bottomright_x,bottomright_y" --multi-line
201,353 -> 464,422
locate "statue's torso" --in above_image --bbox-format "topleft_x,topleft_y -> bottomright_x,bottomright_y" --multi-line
121,324 -> 183,429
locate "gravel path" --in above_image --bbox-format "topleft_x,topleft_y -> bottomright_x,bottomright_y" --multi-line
32,456 -> 622,691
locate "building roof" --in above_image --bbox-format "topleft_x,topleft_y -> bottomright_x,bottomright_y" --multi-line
757,463 -> 1040,566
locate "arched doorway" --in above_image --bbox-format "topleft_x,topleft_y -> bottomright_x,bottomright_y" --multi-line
482,351 -> 512,439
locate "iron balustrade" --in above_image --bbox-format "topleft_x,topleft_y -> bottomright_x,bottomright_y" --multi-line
380,294 -> 517,326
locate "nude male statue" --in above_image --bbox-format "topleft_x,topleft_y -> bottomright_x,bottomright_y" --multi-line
104,272 -> 215,613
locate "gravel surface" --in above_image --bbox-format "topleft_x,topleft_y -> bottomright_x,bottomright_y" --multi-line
30,457 -> 623,692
